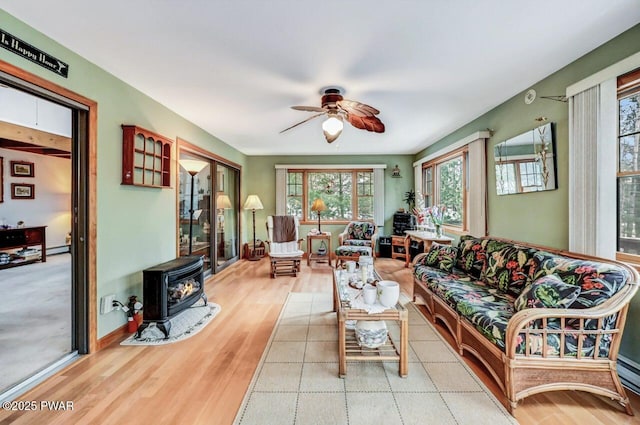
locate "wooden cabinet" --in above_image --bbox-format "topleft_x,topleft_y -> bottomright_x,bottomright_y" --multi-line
0,226 -> 47,269
121,125 -> 173,188
391,235 -> 409,267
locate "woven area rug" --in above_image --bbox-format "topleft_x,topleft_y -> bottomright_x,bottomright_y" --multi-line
233,292 -> 518,425
120,300 -> 220,346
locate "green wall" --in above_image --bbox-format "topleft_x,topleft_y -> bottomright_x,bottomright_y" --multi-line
0,10 -> 248,338
244,155 -> 414,251
414,24 -> 640,363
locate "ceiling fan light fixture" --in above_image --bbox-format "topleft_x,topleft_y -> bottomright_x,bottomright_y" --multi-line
322,115 -> 343,136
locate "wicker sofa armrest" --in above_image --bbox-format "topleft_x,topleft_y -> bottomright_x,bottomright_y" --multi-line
505,280 -> 639,359
412,252 -> 429,267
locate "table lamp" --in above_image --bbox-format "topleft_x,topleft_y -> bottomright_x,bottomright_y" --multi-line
311,198 -> 327,233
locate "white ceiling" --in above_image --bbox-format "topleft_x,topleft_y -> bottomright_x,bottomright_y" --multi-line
1,1 -> 639,156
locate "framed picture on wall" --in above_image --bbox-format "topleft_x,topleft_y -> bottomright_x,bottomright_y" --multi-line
10,161 -> 34,177
11,183 -> 35,199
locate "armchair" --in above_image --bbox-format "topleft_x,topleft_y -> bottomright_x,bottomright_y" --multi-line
335,221 -> 378,266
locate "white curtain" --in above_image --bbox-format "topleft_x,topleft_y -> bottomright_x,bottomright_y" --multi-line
467,138 -> 487,236
275,168 -> 287,215
373,168 -> 385,227
568,82 -> 617,258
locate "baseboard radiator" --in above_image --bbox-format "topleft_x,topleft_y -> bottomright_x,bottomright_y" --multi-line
619,355 -> 640,395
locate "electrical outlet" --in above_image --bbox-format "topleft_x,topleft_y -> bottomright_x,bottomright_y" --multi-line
100,294 -> 116,314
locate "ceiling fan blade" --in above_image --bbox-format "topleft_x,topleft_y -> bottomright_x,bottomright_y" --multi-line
346,114 -> 385,133
291,105 -> 327,113
336,99 -> 380,117
279,112 -> 326,133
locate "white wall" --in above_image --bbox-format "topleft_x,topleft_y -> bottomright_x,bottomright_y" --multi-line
0,148 -> 71,249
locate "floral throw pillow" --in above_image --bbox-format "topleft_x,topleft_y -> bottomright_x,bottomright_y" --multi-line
424,243 -> 459,273
514,274 -> 581,311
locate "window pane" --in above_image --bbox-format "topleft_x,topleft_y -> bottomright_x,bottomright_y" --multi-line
308,172 -> 352,221
619,134 -> 640,172
618,175 -> 640,255
286,172 -> 303,218
287,197 -> 302,218
438,157 -> 463,226
423,166 -> 433,207
495,163 -> 516,195
357,172 -> 373,196
619,93 -> 640,136
519,161 -> 542,191
357,197 -> 373,220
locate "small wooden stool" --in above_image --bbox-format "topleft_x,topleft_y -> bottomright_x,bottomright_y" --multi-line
334,246 -> 372,268
270,256 -> 301,278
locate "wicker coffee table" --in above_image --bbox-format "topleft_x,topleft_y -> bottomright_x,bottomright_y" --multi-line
332,267 -> 408,377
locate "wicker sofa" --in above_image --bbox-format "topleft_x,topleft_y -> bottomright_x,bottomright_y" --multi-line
412,235 -> 639,414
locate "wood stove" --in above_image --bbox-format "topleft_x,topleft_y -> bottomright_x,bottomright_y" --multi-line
137,255 -> 206,339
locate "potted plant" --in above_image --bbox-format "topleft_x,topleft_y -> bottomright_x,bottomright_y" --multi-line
403,189 -> 416,212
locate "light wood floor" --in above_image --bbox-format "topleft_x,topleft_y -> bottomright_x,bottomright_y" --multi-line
1,258 -> 639,425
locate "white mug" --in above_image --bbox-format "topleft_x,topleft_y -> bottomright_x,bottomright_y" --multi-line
345,261 -> 356,273
363,284 -> 377,305
378,280 -> 400,308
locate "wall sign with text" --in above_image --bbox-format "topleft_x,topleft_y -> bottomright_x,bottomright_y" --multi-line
0,28 -> 68,78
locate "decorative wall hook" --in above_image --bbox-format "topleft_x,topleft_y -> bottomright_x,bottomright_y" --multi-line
540,95 -> 568,103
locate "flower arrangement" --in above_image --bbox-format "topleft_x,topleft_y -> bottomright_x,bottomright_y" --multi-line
426,204 -> 446,226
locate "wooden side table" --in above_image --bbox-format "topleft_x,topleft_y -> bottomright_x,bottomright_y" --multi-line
307,232 -> 331,266
391,235 -> 410,267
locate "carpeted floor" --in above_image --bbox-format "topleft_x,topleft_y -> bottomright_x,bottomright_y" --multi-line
234,292 -> 518,425
0,254 -> 72,392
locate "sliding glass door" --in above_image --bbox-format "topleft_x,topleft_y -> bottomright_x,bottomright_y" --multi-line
178,149 -> 240,273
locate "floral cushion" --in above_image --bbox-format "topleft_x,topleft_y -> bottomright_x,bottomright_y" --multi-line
531,252 -> 629,309
514,274 -> 581,311
335,245 -> 372,256
343,239 -> 372,247
423,243 -> 459,273
456,235 -> 487,279
345,222 -> 376,241
483,245 -> 538,297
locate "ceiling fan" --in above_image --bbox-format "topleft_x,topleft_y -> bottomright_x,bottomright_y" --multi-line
280,87 -> 385,143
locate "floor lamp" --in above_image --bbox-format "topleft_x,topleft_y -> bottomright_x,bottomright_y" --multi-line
179,159 -> 208,255
243,194 -> 264,261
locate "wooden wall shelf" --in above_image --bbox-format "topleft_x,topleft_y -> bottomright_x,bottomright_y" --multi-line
121,125 -> 173,188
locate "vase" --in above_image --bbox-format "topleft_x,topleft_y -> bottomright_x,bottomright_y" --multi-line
435,224 -> 442,238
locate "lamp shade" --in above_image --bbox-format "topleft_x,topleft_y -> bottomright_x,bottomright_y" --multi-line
243,194 -> 264,210
216,194 -> 232,209
322,115 -> 343,136
179,159 -> 208,175
311,198 -> 327,212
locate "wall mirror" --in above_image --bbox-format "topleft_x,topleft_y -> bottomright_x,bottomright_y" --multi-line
494,122 -> 557,195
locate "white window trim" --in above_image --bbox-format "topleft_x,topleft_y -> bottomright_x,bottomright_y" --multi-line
275,164 -> 387,227
413,131 -> 490,236
567,52 -> 640,258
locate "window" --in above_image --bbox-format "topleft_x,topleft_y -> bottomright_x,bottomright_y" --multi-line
617,68 -> 640,258
422,148 -> 467,229
286,169 -> 374,222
